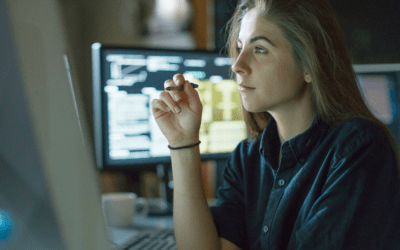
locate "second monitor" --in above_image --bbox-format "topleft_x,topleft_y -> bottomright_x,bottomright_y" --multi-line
92,44 -> 244,169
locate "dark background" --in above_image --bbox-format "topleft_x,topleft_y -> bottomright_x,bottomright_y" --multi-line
213,0 -> 400,64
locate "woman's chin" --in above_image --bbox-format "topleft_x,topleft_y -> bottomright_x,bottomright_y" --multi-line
242,101 -> 267,113
243,105 -> 264,113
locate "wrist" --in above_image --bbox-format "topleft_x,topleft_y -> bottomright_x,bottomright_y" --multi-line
168,141 -> 201,150
168,137 -> 200,148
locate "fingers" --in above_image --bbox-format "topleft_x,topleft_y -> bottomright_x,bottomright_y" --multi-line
173,73 -> 186,85
150,98 -> 169,114
159,91 -> 182,114
164,79 -> 184,103
158,73 -> 201,114
165,74 -> 186,102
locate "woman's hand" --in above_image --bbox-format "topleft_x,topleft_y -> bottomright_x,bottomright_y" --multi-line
151,74 -> 203,147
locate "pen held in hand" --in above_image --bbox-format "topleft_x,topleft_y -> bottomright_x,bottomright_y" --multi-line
165,83 -> 199,91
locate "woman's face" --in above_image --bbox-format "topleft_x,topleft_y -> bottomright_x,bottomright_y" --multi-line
232,8 -> 311,114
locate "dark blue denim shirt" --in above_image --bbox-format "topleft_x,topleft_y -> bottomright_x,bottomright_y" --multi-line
210,114 -> 400,250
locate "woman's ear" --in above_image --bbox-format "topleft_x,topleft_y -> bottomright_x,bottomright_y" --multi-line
304,73 -> 312,83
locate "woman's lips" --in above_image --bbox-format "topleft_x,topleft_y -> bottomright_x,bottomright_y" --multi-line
238,84 -> 255,91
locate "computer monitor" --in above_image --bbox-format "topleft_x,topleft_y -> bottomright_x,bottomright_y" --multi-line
0,0 -> 110,249
92,45 -> 244,170
354,64 -> 400,145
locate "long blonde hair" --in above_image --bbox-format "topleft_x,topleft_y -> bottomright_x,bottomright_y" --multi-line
226,0 -> 400,174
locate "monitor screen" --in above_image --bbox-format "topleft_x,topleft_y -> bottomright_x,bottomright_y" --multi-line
92,44 -> 244,169
354,64 -> 400,145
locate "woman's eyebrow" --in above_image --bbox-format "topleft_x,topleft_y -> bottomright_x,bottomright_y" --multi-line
237,35 -> 276,47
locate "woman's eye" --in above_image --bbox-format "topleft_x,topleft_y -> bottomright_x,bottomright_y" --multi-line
255,46 -> 267,54
236,46 -> 266,54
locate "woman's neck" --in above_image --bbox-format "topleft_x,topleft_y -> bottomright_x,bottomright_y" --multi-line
270,98 -> 316,146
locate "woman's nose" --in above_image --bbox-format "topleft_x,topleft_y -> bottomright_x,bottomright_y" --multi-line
231,51 -> 251,75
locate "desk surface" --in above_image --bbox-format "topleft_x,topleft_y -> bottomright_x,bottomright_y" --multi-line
107,214 -> 174,246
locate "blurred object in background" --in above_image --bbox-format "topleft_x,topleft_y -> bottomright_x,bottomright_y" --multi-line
143,0 -> 196,49
148,0 -> 193,34
0,209 -> 13,242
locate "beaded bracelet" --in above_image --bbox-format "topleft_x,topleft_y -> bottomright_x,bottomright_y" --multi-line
168,141 -> 201,150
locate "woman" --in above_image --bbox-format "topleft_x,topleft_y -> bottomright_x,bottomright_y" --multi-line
151,0 -> 400,249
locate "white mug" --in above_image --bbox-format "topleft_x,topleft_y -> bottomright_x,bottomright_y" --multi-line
102,192 -> 149,227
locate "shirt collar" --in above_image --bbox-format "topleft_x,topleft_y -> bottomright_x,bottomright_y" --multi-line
259,113 -> 323,166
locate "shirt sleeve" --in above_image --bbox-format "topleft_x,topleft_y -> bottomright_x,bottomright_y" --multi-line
289,131 -> 400,249
210,142 -> 248,250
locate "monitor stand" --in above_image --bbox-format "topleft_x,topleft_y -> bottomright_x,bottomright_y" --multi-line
148,159 -> 226,216
147,163 -> 173,216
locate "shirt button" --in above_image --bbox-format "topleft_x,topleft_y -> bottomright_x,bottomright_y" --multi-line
263,226 -> 269,233
278,179 -> 285,186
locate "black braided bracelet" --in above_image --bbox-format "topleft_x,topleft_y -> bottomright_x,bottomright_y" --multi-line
168,141 -> 201,150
